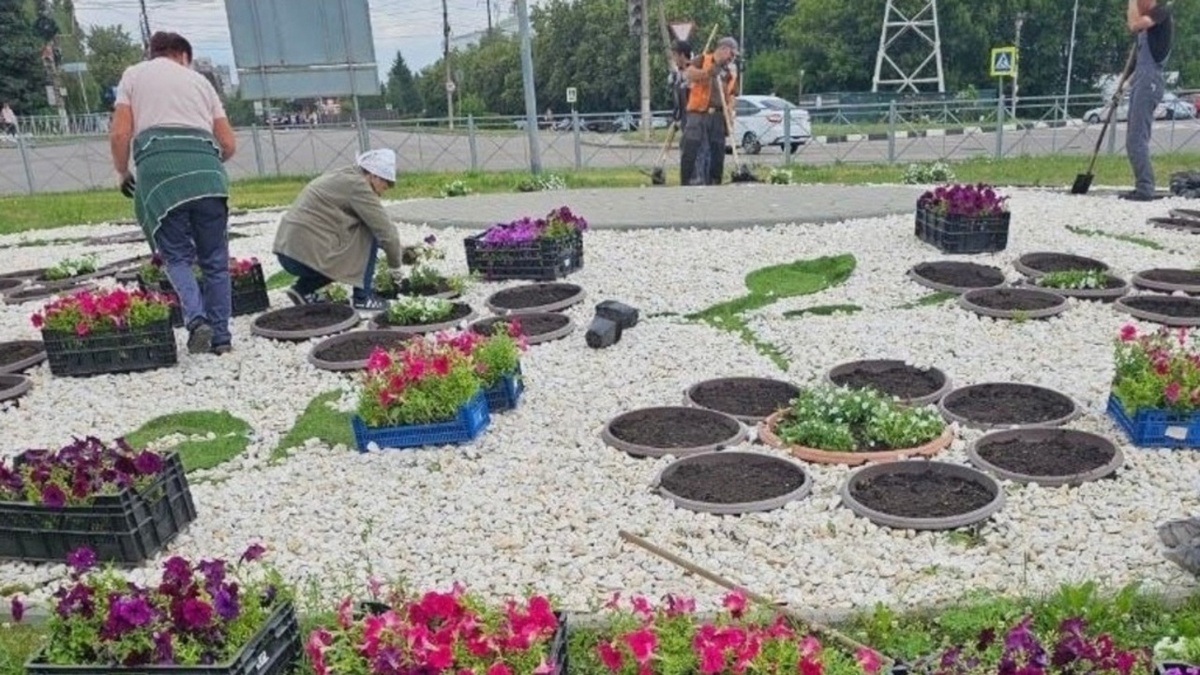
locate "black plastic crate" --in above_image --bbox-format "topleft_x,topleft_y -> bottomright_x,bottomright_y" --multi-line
230,262 -> 270,317
915,206 -> 1010,254
42,319 -> 178,377
25,599 -> 301,675
464,229 -> 584,281
0,451 -> 196,564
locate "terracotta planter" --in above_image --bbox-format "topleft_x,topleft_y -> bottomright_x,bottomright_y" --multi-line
758,411 -> 953,466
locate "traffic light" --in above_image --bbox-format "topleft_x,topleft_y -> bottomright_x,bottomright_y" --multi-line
628,0 -> 643,36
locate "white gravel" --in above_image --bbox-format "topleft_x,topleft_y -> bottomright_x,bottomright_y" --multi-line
1,189 -> 1200,615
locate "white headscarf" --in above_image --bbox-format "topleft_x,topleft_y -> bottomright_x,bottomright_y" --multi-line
356,149 -> 396,183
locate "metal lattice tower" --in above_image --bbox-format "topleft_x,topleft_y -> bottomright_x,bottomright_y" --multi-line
872,0 -> 945,93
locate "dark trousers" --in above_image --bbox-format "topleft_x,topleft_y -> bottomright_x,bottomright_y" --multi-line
153,197 -> 232,344
680,111 -> 726,185
1127,66 -> 1164,196
276,238 -> 379,302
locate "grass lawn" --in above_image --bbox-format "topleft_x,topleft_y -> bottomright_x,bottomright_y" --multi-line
4,152 -> 1198,236
123,410 -> 254,474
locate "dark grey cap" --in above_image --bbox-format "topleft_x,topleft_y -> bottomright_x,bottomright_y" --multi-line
717,37 -> 739,52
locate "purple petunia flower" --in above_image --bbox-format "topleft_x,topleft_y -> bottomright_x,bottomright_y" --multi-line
153,630 -> 174,664
161,556 -> 191,589
66,546 -> 96,573
40,483 -> 66,508
177,597 -> 214,630
110,595 -> 154,628
9,596 -> 23,622
213,585 -> 240,621
133,451 -> 163,476
197,559 -> 226,591
240,543 -> 266,564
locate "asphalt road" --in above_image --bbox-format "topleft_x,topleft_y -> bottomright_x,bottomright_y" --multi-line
3,119 -> 1200,196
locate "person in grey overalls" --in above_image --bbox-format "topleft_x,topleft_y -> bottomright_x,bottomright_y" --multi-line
1123,0 -> 1173,201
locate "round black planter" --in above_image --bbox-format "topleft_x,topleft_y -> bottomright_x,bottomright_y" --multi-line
958,287 -> 1069,320
486,283 -> 586,314
652,451 -> 812,515
601,406 -> 747,458
251,303 -> 361,340
1115,295 -> 1200,327
967,427 -> 1124,487
840,460 -> 1005,530
939,382 -> 1080,430
906,261 -> 1006,294
825,359 -> 952,406
1132,268 -> 1200,296
1014,252 -> 1109,279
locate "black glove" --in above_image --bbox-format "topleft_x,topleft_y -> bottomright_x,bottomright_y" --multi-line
120,175 -> 136,199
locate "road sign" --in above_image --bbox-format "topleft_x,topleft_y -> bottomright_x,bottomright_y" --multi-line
566,87 -> 577,103
990,47 -> 1017,78
60,61 -> 87,74
445,80 -> 456,93
669,21 -> 694,42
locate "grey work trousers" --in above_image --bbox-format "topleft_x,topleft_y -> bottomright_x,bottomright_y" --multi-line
680,111 -> 726,186
1126,60 -> 1165,197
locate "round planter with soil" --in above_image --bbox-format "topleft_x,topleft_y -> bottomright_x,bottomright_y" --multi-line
0,278 -> 25,294
652,451 -> 812,515
825,359 -> 952,406
601,406 -> 746,458
939,382 -> 1080,430
0,268 -> 47,281
308,330 -> 418,371
251,302 -> 361,341
0,340 -> 47,374
1014,252 -> 1110,279
396,277 -> 461,300
1133,268 -> 1200,296
967,427 -> 1124,487
684,377 -> 801,423
368,303 -> 477,333
470,312 -> 575,345
1,282 -> 95,306
958,287 -> 1068,320
840,460 -> 1005,530
1169,208 -> 1200,222
1021,275 -> 1130,303
907,261 -> 1006,294
1115,295 -> 1200,327
1148,217 -> 1200,233
486,283 -> 586,314
758,413 -> 953,466
0,374 -> 31,404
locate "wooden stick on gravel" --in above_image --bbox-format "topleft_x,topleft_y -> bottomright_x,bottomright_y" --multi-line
617,530 -> 888,662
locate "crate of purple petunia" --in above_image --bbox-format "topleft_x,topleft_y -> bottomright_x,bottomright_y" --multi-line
0,437 -> 196,564
464,206 -> 586,281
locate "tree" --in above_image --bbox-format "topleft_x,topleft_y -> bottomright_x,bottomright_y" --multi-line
0,0 -> 49,114
386,51 -> 423,116
85,25 -> 141,91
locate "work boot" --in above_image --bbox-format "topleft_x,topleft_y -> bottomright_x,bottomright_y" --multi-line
186,318 -> 213,355
1118,191 -> 1156,202
285,286 -> 318,306
211,342 -> 232,356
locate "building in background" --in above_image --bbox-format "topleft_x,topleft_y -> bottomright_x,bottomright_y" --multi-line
449,15 -> 521,50
193,56 -> 233,95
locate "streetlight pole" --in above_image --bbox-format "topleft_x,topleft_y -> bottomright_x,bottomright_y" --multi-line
1064,0 -> 1079,121
738,0 -> 745,95
1012,11 -> 1028,117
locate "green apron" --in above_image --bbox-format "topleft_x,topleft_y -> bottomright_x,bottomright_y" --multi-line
132,126 -> 229,251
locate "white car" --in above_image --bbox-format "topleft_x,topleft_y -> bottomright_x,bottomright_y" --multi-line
726,95 -> 812,154
1083,93 -> 1192,123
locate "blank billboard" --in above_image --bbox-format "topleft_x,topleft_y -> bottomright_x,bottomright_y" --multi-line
224,0 -> 381,100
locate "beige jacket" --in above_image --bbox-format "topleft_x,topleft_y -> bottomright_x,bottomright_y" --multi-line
273,166 -> 404,286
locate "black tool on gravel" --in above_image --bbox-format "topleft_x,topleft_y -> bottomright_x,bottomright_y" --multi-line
120,174 -> 136,199
1071,42 -> 1136,196
721,102 -> 758,184
595,300 -> 640,330
585,315 -> 621,348
649,124 -> 678,186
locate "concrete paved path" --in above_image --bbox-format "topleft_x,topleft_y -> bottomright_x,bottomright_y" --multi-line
387,184 -> 926,230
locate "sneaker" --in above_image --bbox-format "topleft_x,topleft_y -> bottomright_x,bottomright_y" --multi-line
211,342 -> 232,356
1118,190 -> 1156,202
353,295 -> 390,312
186,319 -> 213,354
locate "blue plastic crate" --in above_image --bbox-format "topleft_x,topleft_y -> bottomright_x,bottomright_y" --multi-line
351,392 -> 490,452
484,369 -> 525,413
1107,393 -> 1200,448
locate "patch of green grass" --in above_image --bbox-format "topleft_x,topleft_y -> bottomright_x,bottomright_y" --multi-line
123,410 -> 252,473
1067,224 -> 1165,250
0,622 -> 42,675
783,303 -> 863,318
273,390 -> 354,461
266,269 -> 297,291
686,255 -> 856,371
895,290 -> 957,309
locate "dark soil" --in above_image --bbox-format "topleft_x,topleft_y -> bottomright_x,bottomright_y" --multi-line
1019,253 -> 1107,274
472,312 -> 570,337
1149,217 -> 1200,231
608,408 -> 742,448
0,278 -> 23,292
943,383 -> 1075,426
852,469 -> 995,518
398,277 -> 455,297
967,288 -> 1062,311
256,303 -> 356,332
910,262 -> 1004,289
0,341 -> 44,370
377,303 -> 474,327
1139,268 -> 1200,287
313,332 -> 415,363
1122,295 -> 1200,318
0,268 -> 45,280
660,454 -> 807,504
689,378 -> 800,418
489,283 -> 581,310
976,432 -> 1115,477
829,363 -> 945,401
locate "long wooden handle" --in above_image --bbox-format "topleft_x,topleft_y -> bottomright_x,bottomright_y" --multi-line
617,530 -> 885,661
1088,42 -> 1138,174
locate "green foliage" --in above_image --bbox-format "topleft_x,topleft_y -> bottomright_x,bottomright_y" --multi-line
386,51 -> 423,116
273,391 -> 354,461
1156,636 -> 1200,664
123,410 -> 253,473
472,326 -> 522,387
384,296 -> 454,325
1037,269 -> 1107,290
774,386 -> 945,451
42,254 -> 97,280
1112,325 -> 1200,415
84,24 -> 141,91
357,342 -> 481,427
0,0 -> 48,114
902,161 -> 956,185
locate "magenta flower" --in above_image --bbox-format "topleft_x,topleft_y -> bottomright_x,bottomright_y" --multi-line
240,543 -> 266,564
133,450 -> 163,475
153,630 -> 174,664
66,546 -> 96,573
9,596 -> 24,622
177,597 -> 214,630
40,483 -> 66,508
110,595 -> 154,628
213,585 -> 240,621
161,556 -> 191,589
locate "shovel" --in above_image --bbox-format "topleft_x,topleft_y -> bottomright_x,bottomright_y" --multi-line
650,122 -> 679,185
721,102 -> 758,183
1071,42 -> 1137,195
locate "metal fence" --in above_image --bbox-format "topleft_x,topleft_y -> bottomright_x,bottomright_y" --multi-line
3,92 -> 1200,196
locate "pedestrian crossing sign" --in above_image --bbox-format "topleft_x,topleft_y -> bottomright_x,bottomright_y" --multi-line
990,47 -> 1017,78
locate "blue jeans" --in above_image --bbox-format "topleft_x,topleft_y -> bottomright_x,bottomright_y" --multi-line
153,197 -> 231,344
276,238 -> 378,302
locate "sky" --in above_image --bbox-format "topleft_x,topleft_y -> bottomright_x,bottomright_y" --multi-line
72,0 -> 510,82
